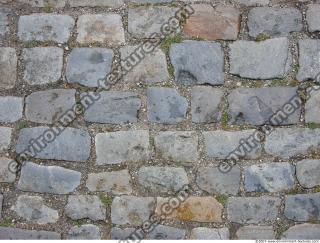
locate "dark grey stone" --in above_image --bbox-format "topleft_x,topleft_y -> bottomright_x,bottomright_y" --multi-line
306,4 -> 320,32
296,159 -> 320,188
111,227 -> 144,240
282,224 -> 320,239
190,227 -> 229,240
67,225 -> 101,240
0,97 -> 23,123
0,227 -> 60,239
0,47 -> 16,89
236,226 -> 275,240
147,225 -> 186,239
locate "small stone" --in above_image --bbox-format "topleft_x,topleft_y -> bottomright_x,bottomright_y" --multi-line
0,127 -> 12,151
11,195 -> 58,224
69,0 -> 123,7
147,225 -> 186,240
95,130 -> 149,165
306,88 -> 320,123
0,227 -> 60,239
0,7 -> 12,37
190,227 -> 229,240
65,195 -> 106,221
296,159 -> 320,188
170,41 -> 224,86
17,162 -> 81,194
0,48 -> 17,89
77,14 -> 125,45
0,97 -> 23,123
67,225 -> 101,240
0,157 -> 16,183
17,0 -> 66,7
306,4 -> 320,32
235,0 -> 269,5
111,227 -> 143,240
282,224 -> 320,239
147,87 -> 188,124
236,226 -> 275,240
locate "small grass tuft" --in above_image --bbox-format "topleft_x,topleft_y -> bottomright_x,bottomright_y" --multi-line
167,64 -> 175,78
0,218 -> 12,227
313,185 -> 320,193
160,34 -> 183,54
287,187 -> 300,195
215,195 -> 228,206
16,120 -> 28,130
75,219 -> 86,226
256,33 -> 269,42
221,108 -> 229,129
43,3 -> 53,13
307,123 -> 320,129
100,194 -> 113,206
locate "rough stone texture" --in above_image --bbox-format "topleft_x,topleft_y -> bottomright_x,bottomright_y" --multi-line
82,91 -> 141,124
0,227 -> 60,239
131,0 -> 172,3
65,195 -> 106,221
305,88 -> 320,123
170,41 -> 224,86
154,131 -> 199,163
67,225 -> 101,240
229,38 -> 291,79
111,196 -> 155,226
138,166 -> 189,194
0,127 -> 12,151
0,194 -> 2,218
183,5 -> 240,40
69,0 -> 123,7
147,87 -> 188,124
236,226 -> 275,240
296,159 -> 320,188
0,7 -> 11,37
111,227 -> 142,240
282,224 -> 320,239
306,4 -> 320,32
95,130 -> 149,165
203,130 -> 262,159
16,127 -> 91,162
17,162 -> 81,194
147,225 -> 186,240
0,48 -> 17,89
284,193 -> 320,221
227,197 -> 281,223
265,128 -> 320,158
25,89 -> 76,124
77,14 -> 125,45
17,0 -> 66,7
11,195 -> 59,224
0,97 -> 23,123
23,47 -> 63,85
244,162 -> 295,192
18,14 -> 74,43
234,0 -> 269,5
86,170 -> 132,194
66,48 -> 114,87
228,87 -> 300,125
0,157 -> 16,183
190,227 -> 229,240
248,8 -> 302,37
196,166 -> 240,195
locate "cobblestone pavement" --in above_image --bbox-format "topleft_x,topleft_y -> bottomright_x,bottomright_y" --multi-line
0,0 -> 320,240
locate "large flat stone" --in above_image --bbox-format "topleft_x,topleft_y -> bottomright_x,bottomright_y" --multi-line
305,88 -> 320,123
236,226 -> 275,240
0,157 -> 16,183
306,4 -> 320,32
0,7 -> 11,37
0,127 -> 11,151
0,97 -> 23,123
17,0 -> 66,7
0,227 -> 60,239
111,227 -> 143,240
69,0 -> 123,7
147,225 -> 186,240
190,227 -> 229,240
282,224 -> 320,239
296,159 -> 320,188
0,48 -> 17,89
234,0 -> 269,5
0,194 -> 2,219
67,225 -> 101,240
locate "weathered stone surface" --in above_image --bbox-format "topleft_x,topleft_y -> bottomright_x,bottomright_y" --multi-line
306,4 -> 320,32
0,194 -> 2,218
86,170 -> 132,194
17,162 -> 81,194
0,97 -> 23,123
25,89 -> 75,124
120,46 -> 169,84
11,195 -> 58,224
66,48 -> 113,87
65,195 -> 106,221
17,0 -> 66,7
244,162 -> 295,192
282,224 -> 320,239
227,197 -> 281,223
0,7 -> 11,37
69,0 -> 123,7
0,157 -> 16,183
95,130 -> 149,165
147,87 -> 188,124
0,227 -> 60,239
156,197 -> 223,222
190,227 -> 229,240
196,166 -> 240,195
296,159 -> 320,188
284,193 -> 320,221
265,128 -> 320,158
111,227 -> 143,240
77,14 -> 125,45
147,225 -> 186,240
82,91 -> 141,124
18,14 -> 74,43
203,130 -> 262,159
0,48 -> 17,89
230,38 -> 291,79
234,0 -> 269,5
306,88 -> 320,123
154,131 -> 199,163
0,127 -> 12,151
170,41 -> 224,85
131,0 -> 171,3
111,196 -> 155,226
16,127 -> 91,162
236,226 -> 275,240
67,225 -> 101,240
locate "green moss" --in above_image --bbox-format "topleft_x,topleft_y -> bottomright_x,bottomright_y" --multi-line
160,34 -> 183,54
313,185 -> 320,193
43,3 -> 53,13
220,108 -> 229,129
287,187 -> 300,195
0,218 -> 12,227
16,121 -> 28,130
74,219 -> 86,226
100,194 -> 113,206
276,223 -> 290,237
256,33 -> 269,42
247,80 -> 264,88
215,195 -> 228,206
167,64 -> 175,78
307,123 -> 320,129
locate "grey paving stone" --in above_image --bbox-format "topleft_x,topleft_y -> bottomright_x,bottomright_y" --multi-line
190,227 -> 229,240
0,7 -> 11,37
147,225 -> 186,240
86,170 -> 132,194
170,41 -> 224,86
147,87 -> 188,124
65,195 -> 106,221
138,166 -> 189,194
18,14 -> 74,43
154,131 -> 199,164
305,88 -> 320,123
265,128 -> 320,158
196,166 -> 240,195
248,8 -> 302,37
69,0 -> 123,7
77,14 -> 125,45
0,157 -> 16,183
67,225 -> 101,240
282,224 -> 320,239
0,227 -> 60,239
227,196 -> 281,223
0,48 -> 17,89
0,97 -> 23,123
17,0 -> 66,7
0,194 -> 2,219
0,127 -> 12,151
66,48 -> 113,87
306,4 -> 320,32
284,193 -> 320,221
95,130 -> 149,165
111,227 -> 144,240
229,38 -> 291,79
234,0 -> 269,5
131,0 -> 172,3
111,196 -> 155,226
236,226 -> 275,240
296,159 -> 320,188
82,91 -> 141,124
25,89 -> 75,124
16,127 -> 91,162
120,46 -> 169,84
11,195 -> 58,224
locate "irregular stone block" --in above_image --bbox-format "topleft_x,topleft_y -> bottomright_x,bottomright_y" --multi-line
0,227 -> 60,239
0,7 -> 12,37
17,0 -> 66,7
69,0 -> 123,7
67,225 -> 101,240
0,194 -> 2,219
236,226 -> 275,240
0,157 -> 16,183
190,227 -> 229,240
0,127 -> 12,151
306,4 -> 320,32
305,88 -> 320,123
282,224 -> 320,239
0,48 -> 17,89
296,159 -> 320,188
147,225 -> 186,240
235,0 -> 269,5
0,97 -> 23,123
111,227 -> 143,240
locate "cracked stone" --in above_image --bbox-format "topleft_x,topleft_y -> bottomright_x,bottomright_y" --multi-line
305,88 -> 320,123
306,4 -> 320,32
236,226 -> 275,240
282,224 -> 320,239
0,127 -> 12,151
0,227 -> 60,239
67,225 -> 101,240
0,48 -> 17,89
0,97 -> 23,123
296,159 -> 320,188
0,157 -> 16,183
190,227 -> 229,240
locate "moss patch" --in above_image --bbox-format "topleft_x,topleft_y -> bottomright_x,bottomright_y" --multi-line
256,33 -> 269,42
160,34 -> 183,54
307,123 -> 320,129
0,218 -> 12,227
215,195 -> 228,206
100,194 -> 113,206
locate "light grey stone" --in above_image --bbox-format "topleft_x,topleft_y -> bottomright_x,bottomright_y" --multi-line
131,0 -> 172,3
234,0 -> 269,6
17,162 -> 81,194
0,227 -> 60,239
18,14 -> 74,43
147,225 -> 186,240
65,195 -> 106,221
170,41 -> 224,86
230,38 -> 291,79
236,226 -> 275,240
95,130 -> 149,165
190,227 -> 229,240
66,48 -> 113,87
147,87 -> 188,124
306,88 -> 320,123
306,4 -> 320,32
111,227 -> 144,240
0,127 -> 12,151
296,159 -> 320,188
11,195 -> 58,224
0,48 -> 17,89
69,0 -> 123,7
0,97 -> 23,123
227,196 -> 281,223
67,225 -> 101,240
17,0 -> 66,7
0,7 -> 11,37
0,194 -> 3,219
16,127 -> 91,162
282,224 -> 320,239
0,157 -> 16,183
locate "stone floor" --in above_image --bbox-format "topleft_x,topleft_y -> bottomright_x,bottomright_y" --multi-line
0,0 -> 320,240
